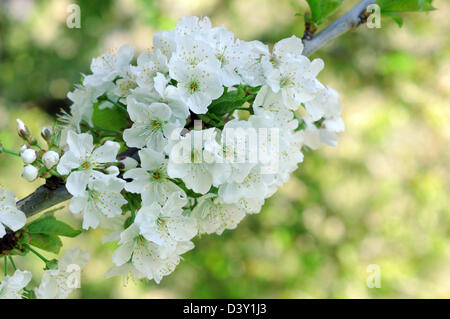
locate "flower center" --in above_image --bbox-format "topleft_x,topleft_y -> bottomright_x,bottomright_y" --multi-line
187,80 -> 199,94
150,119 -> 162,130
152,170 -> 162,180
280,75 -> 293,88
81,161 -> 92,170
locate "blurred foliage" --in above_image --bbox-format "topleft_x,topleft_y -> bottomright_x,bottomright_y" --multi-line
0,0 -> 449,298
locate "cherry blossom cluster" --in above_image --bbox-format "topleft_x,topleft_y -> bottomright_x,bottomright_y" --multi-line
0,16 -> 343,297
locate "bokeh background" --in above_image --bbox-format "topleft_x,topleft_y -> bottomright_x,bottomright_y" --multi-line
0,0 -> 449,298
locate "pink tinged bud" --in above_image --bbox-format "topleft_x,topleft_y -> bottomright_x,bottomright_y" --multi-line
21,165 -> 38,182
42,151 -> 60,169
41,127 -> 52,142
105,165 -> 120,176
16,118 -> 26,132
21,149 -> 37,164
119,157 -> 138,171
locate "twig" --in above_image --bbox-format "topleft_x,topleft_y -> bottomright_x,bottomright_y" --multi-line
302,0 -> 376,57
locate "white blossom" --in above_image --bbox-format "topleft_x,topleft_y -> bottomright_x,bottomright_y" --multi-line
111,224 -> 194,283
35,248 -> 90,299
20,149 -> 36,164
42,151 -> 60,169
135,192 -> 197,251
0,270 -> 32,299
124,148 -> 183,206
0,187 -> 26,238
57,131 -> 120,197
21,165 -> 38,182
168,128 -> 230,194
69,176 -> 127,230
123,97 -> 178,151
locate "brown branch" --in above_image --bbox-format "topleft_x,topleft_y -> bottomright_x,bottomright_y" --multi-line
302,0 -> 377,57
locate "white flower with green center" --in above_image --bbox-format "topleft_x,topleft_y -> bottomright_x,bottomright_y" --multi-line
261,36 -> 324,109
123,97 -> 178,151
134,191 -> 197,251
191,194 -> 247,235
35,248 -> 90,299
218,165 -> 274,204
111,224 -> 194,284
0,270 -> 32,299
169,37 -> 223,114
57,131 -> 120,197
133,49 -> 168,88
0,187 -> 26,238
69,176 -> 127,230
168,128 -> 230,194
84,44 -> 134,87
124,148 -> 183,206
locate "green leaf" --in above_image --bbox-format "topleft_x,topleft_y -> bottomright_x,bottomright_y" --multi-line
27,210 -> 81,238
378,0 -> 435,13
29,233 -> 62,254
28,219 -> 82,237
306,0 -> 344,25
208,90 -> 248,115
383,12 -> 404,27
92,101 -> 128,131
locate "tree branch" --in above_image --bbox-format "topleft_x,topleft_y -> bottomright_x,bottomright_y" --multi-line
16,0 -> 377,219
17,180 -> 71,218
302,0 -> 376,57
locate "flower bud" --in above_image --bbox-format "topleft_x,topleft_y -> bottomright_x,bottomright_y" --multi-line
42,151 -> 60,169
119,157 -> 138,171
105,165 -> 119,176
19,144 -> 28,155
16,119 -> 37,145
20,149 -> 37,164
21,165 -> 38,182
41,127 -> 53,143
16,119 -> 28,137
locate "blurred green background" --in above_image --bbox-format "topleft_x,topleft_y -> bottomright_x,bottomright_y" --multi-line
0,0 -> 449,298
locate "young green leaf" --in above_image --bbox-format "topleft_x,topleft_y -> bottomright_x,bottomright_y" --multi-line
208,90 -> 248,115
28,219 -> 82,238
29,233 -> 63,254
378,0 -> 435,13
306,0 -> 344,25
92,101 -> 129,131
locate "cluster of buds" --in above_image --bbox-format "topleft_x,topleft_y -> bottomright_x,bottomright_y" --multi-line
16,119 -> 61,182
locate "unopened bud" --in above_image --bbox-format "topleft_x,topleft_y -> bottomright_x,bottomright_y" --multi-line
21,165 -> 38,182
16,119 -> 37,145
19,145 -> 28,155
20,149 -> 37,164
41,127 -> 53,143
42,151 -> 60,169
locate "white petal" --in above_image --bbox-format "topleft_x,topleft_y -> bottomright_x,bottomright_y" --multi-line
67,131 -> 94,159
139,148 -> 165,171
66,171 -> 90,197
56,151 -> 82,175
0,207 -> 26,232
91,141 -> 120,163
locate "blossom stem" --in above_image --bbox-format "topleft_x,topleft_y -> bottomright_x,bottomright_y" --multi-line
4,256 -> 7,276
27,246 -> 49,263
49,169 -> 62,178
1,147 -> 20,157
106,97 -> 128,113
8,256 -> 17,270
94,126 -> 122,134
